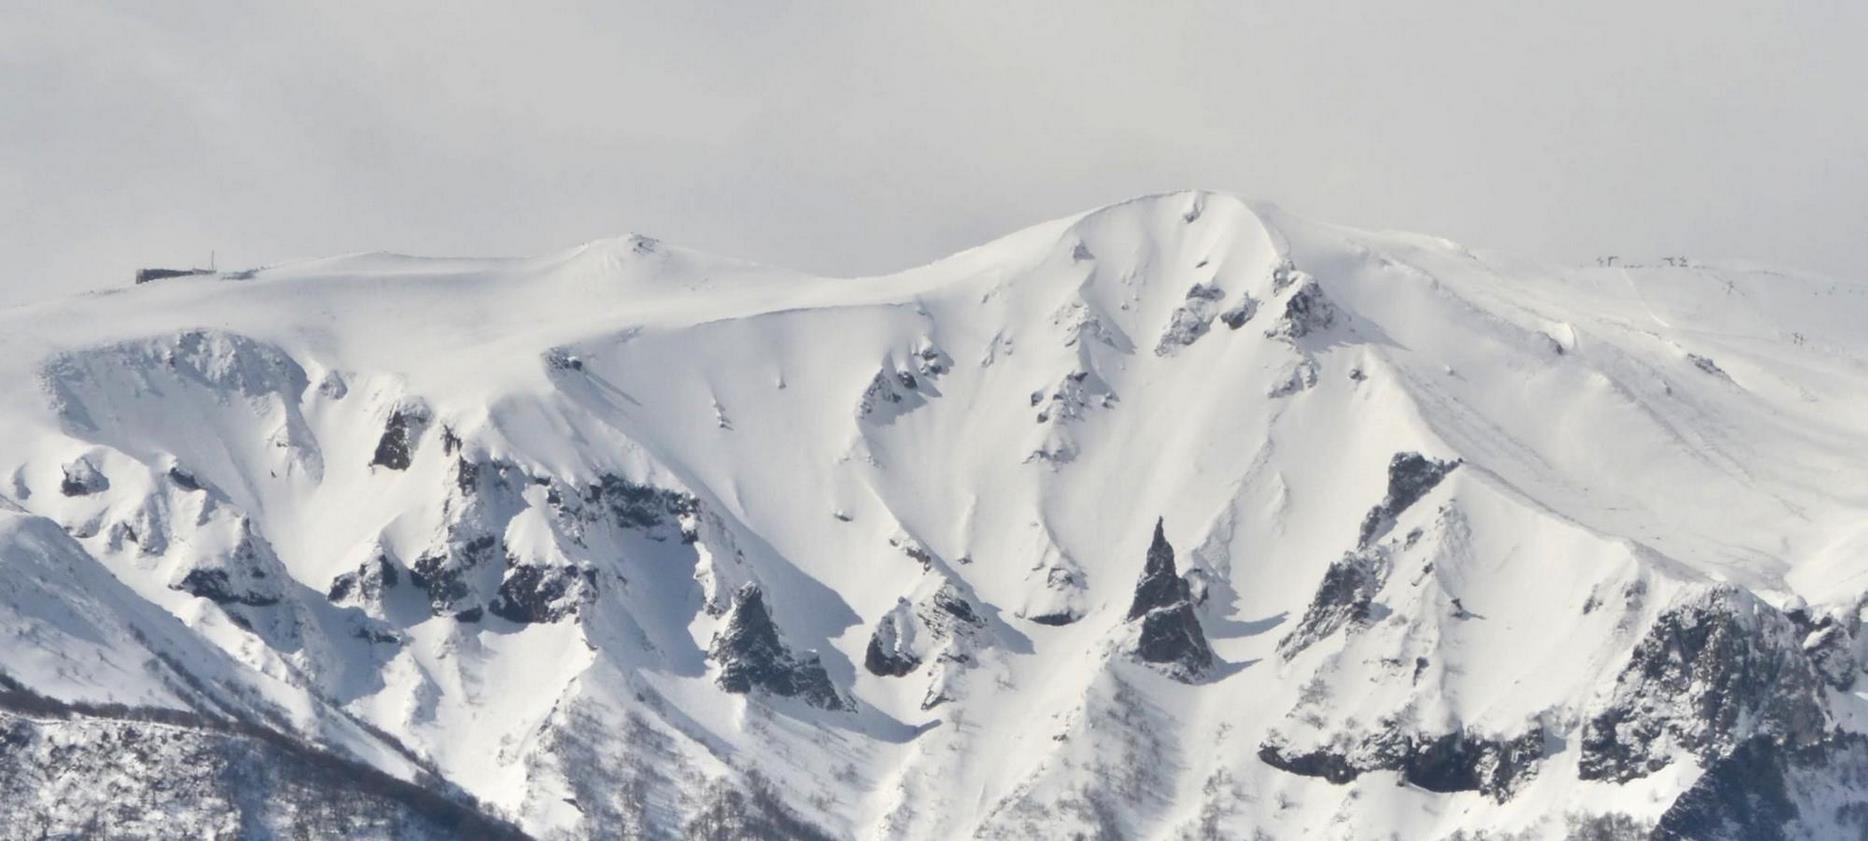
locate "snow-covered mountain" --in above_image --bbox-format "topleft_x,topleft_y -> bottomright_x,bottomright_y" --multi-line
2,191 -> 1866,840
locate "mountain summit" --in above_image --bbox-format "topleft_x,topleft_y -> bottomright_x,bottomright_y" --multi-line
1,191 -> 1866,838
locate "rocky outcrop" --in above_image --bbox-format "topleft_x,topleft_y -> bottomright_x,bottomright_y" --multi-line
857,345 -> 946,423
1124,519 -> 1212,680
412,534 -> 503,616
1154,283 -> 1226,356
1649,733 -> 1868,841
1016,551 -> 1088,626
1788,601 -> 1862,691
59,456 -> 109,496
132,267 -> 212,284
1267,357 -> 1320,398
370,405 -> 430,471
409,460 -> 695,620
1275,550 -> 1386,660
1025,369 -> 1118,464
710,584 -> 849,711
169,518 -> 287,610
863,578 -> 993,708
864,600 -> 924,677
1356,452 -> 1459,547
1578,587 -> 1830,783
580,474 -> 696,537
488,563 -> 598,624
1219,294 -> 1259,330
328,546 -> 402,609
1265,275 -> 1336,340
1258,724 -> 1547,802
1277,453 -> 1457,661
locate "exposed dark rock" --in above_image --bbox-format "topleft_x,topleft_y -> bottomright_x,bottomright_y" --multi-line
911,342 -> 950,379
1268,357 -> 1320,398
133,267 -> 212,284
166,465 -> 202,491
171,524 -> 287,611
865,581 -> 991,692
1124,519 -> 1212,679
1687,353 -> 1733,381
1128,520 -> 1191,620
864,601 -> 922,677
328,550 -> 401,605
488,563 -> 597,624
1219,295 -> 1259,329
1155,283 -> 1226,355
544,348 -> 584,372
1024,611 -> 1078,627
710,584 -> 849,711
1578,588 -> 1829,783
931,586 -> 981,626
1356,453 -> 1460,548
1790,605 -> 1862,691
1031,369 -> 1117,426
857,362 -> 932,421
1270,259 -> 1301,292
1804,621 -> 1860,691
1277,550 -> 1386,660
1017,552 -> 1088,626
1266,276 -> 1337,340
176,569 -> 281,607
411,534 -> 501,615
1650,733 -> 1868,841
370,407 -> 429,471
1258,725 -> 1546,802
1257,742 -> 1359,785
59,457 -> 109,496
1651,736 -> 1796,841
583,475 -> 696,535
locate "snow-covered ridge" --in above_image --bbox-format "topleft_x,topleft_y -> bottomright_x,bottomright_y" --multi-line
2,190 -> 1867,839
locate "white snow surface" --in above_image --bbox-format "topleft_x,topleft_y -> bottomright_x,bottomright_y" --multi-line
1,191 -> 1866,839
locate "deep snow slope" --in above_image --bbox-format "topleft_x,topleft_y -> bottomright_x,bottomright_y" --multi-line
2,191 -> 1866,840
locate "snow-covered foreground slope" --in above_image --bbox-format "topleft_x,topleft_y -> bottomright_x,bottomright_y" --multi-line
2,191 -> 1866,840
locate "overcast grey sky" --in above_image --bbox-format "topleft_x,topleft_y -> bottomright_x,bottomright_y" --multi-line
4,1 -> 1864,306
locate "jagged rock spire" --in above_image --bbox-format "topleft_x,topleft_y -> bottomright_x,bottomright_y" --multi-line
1128,517 -> 1190,620
710,583 -> 850,711
1125,518 -> 1213,679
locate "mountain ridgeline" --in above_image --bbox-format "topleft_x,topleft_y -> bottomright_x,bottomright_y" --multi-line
0,191 -> 1866,839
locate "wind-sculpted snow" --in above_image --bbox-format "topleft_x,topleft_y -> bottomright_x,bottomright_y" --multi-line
1,191 -> 1867,838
